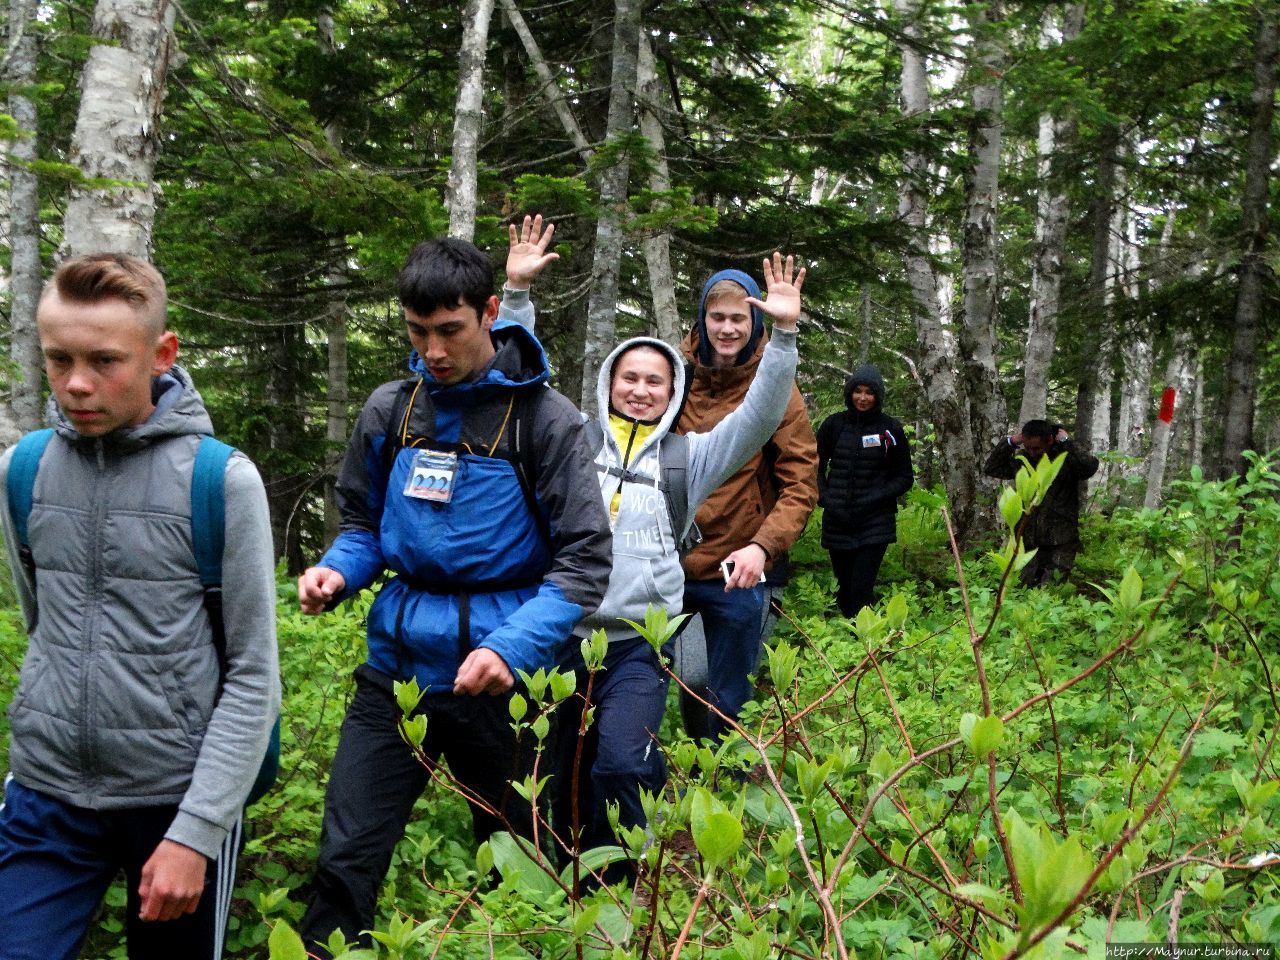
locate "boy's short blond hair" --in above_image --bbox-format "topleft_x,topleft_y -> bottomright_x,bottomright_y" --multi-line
43,253 -> 167,337
703,278 -> 750,309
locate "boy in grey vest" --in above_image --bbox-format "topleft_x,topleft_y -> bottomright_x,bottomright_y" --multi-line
0,254 -> 280,960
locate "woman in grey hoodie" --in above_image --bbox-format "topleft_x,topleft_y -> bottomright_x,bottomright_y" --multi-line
502,225 -> 804,885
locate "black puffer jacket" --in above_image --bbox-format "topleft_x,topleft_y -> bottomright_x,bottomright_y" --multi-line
816,365 -> 914,550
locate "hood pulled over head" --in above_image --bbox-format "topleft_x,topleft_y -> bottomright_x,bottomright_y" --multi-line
695,269 -> 764,367
844,363 -> 885,412
596,336 -> 687,437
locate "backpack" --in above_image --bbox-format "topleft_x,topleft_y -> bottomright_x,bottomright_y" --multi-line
581,418 -> 699,554
6,429 -> 281,806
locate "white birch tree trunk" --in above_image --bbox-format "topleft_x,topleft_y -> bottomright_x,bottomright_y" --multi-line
318,8 -> 349,543
5,0 -> 43,439
959,0 -> 1006,465
579,0 -> 639,410
1143,330 -> 1194,509
637,30 -> 680,347
447,0 -> 495,242
1220,7 -> 1276,478
1020,5 -> 1082,424
62,0 -> 176,258
894,0 -> 977,538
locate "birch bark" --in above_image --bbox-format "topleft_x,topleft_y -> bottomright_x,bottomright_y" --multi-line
62,0 -> 176,258
447,0 -> 495,242
319,8 -> 349,543
1220,7 -> 1276,478
959,0 -> 1007,461
579,0 -> 640,410
1020,5 -> 1082,424
637,30 -> 680,346
1143,330 -> 1194,509
894,0 -> 977,537
5,0 -> 43,437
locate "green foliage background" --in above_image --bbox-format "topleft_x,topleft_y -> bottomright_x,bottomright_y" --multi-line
2,461 -> 1275,958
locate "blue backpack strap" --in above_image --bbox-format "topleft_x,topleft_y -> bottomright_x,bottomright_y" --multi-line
191,437 -> 233,589
190,436 -> 280,805
6,429 -> 56,575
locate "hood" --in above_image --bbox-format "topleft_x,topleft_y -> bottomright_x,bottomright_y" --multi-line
694,269 -> 764,368
408,315 -> 551,405
50,363 -> 215,450
844,363 -> 885,413
595,336 -> 686,459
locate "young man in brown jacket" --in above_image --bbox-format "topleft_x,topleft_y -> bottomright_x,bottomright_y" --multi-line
675,268 -> 818,740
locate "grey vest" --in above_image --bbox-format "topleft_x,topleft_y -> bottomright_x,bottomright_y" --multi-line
9,395 -> 221,810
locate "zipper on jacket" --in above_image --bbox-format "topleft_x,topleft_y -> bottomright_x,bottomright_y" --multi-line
81,438 -> 108,790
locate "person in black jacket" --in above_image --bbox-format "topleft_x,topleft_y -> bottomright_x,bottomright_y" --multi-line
816,365 -> 914,617
983,419 -> 1099,586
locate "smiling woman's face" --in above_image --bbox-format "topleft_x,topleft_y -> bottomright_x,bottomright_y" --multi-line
610,346 -> 673,421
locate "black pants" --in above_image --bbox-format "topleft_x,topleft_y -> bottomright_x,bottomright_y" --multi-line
828,543 -> 889,617
1020,541 -> 1078,586
299,665 -> 537,956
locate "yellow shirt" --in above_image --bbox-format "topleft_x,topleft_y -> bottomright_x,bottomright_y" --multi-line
607,414 -> 659,523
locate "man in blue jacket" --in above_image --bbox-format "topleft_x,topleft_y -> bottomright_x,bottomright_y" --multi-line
297,234 -> 611,954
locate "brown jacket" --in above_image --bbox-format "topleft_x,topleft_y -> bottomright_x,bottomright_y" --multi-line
676,328 -> 819,581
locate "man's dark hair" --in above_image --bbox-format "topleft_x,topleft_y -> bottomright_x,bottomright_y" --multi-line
1021,419 -> 1054,439
397,237 -> 494,318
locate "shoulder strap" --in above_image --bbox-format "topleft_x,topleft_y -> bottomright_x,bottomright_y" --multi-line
657,432 -> 690,541
7,429 -> 55,561
191,436 -> 280,806
512,387 -> 552,547
380,378 -> 427,478
191,437 -> 234,590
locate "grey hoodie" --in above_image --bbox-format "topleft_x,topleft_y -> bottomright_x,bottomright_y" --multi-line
575,331 -> 797,640
0,366 -> 280,858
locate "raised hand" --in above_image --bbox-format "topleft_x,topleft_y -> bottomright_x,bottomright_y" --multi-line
743,251 -> 806,331
506,214 -> 560,289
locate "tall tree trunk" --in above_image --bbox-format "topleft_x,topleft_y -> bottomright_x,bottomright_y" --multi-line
447,0 -> 495,241
1020,4 -> 1082,424
959,0 -> 1007,474
319,8 -> 349,544
1076,121 -> 1119,482
894,0 -> 977,538
637,30 -> 680,346
1220,7 -> 1276,478
62,0 -> 176,258
1144,330 -> 1194,509
579,0 -> 639,410
5,0 -> 43,438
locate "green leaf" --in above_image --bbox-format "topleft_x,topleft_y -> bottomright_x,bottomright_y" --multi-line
398,713 -> 427,748
267,921 -> 309,960
508,693 -> 529,723
1117,566 -> 1143,612
884,592 -> 909,630
694,810 -> 744,871
998,487 -> 1024,530
969,715 -> 1004,759
476,840 -> 494,877
488,831 -> 563,902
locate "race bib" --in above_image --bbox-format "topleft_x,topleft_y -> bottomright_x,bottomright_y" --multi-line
403,450 -> 458,503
